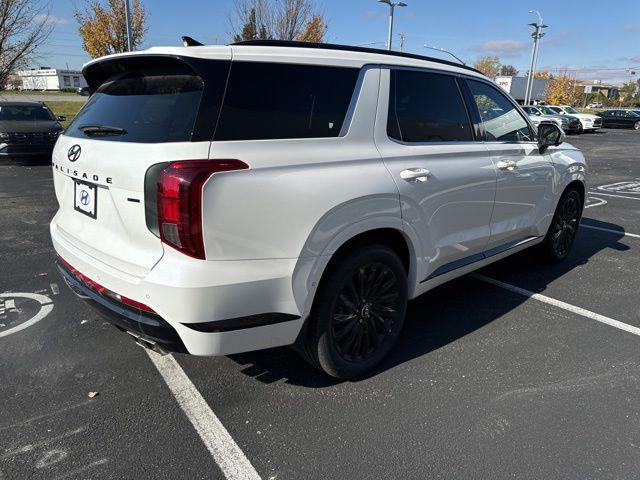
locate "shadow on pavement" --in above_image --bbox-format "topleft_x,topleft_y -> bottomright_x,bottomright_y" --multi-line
229,218 -> 628,387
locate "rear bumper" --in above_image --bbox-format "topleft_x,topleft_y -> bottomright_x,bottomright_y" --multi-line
51,221 -> 305,356
57,261 -> 188,353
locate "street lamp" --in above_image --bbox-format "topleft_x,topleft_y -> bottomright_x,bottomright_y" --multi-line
523,10 -> 547,105
378,0 -> 408,50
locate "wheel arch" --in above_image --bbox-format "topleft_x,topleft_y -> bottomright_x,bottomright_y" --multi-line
292,218 -> 420,321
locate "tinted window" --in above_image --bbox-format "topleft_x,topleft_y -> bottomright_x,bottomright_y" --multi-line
66,68 -> 205,143
214,62 -> 359,141
0,105 -> 55,122
467,80 -> 533,142
387,69 -> 473,143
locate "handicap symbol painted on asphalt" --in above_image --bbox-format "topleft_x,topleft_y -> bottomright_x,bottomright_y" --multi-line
0,292 -> 54,338
597,181 -> 640,195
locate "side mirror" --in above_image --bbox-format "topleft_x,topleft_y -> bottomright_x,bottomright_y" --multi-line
538,123 -> 564,152
57,115 -> 66,122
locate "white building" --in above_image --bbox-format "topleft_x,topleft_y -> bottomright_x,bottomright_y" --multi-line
17,68 -> 88,91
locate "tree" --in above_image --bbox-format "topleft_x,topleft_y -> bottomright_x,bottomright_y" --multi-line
499,64 -> 518,76
296,14 -> 326,43
0,0 -> 53,90
230,0 -> 326,42
75,0 -> 148,58
619,79 -> 640,107
544,73 -> 582,106
474,56 -> 501,79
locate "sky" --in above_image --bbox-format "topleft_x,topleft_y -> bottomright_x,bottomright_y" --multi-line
38,0 -> 640,84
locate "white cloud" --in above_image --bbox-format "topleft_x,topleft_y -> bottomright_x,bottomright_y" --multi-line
34,14 -> 69,26
469,39 -> 528,58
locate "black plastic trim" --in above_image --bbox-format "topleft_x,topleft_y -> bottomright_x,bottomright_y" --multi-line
183,313 -> 300,333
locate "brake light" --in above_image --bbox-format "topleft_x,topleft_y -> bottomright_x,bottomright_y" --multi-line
156,160 -> 249,259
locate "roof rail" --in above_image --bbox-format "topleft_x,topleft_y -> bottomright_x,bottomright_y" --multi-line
231,40 -> 481,75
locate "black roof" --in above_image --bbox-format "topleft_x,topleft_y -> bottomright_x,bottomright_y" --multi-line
232,40 -> 482,75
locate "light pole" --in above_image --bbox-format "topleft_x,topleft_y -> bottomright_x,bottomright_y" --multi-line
378,0 -> 407,50
524,10 -> 547,105
124,0 -> 133,52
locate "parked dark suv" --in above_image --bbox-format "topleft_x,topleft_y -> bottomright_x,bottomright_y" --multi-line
0,102 -> 65,157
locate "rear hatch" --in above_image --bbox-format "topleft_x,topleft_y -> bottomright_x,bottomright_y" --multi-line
52,51 -> 231,277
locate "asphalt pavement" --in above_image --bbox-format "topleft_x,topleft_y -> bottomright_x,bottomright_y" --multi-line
1,128 -> 639,479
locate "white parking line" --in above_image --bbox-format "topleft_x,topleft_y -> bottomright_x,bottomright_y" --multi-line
588,191 -> 640,201
584,196 -> 607,209
473,274 -> 640,337
146,351 -> 261,480
580,224 -> 640,239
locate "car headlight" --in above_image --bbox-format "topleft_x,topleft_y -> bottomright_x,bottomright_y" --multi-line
0,132 -> 9,141
560,118 -> 568,125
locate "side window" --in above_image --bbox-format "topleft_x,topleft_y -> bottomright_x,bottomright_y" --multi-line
387,69 -> 473,143
467,79 -> 533,142
214,62 -> 359,141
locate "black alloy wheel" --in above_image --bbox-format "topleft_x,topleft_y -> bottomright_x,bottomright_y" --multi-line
300,245 -> 408,379
540,189 -> 582,262
330,262 -> 401,362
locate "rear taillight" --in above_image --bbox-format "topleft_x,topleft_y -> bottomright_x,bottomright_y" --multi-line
156,160 -> 249,259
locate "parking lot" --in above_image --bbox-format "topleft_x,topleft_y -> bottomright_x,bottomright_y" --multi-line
1,129 -> 640,479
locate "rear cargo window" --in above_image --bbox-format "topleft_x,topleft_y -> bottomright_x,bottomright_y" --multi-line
66,71 -> 204,143
214,62 -> 360,141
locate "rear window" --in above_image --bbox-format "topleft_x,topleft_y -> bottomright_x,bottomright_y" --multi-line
66,69 -> 204,143
214,62 -> 360,141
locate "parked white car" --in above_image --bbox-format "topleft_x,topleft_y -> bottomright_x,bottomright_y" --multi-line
522,105 -> 582,134
586,102 -> 602,109
50,41 -> 587,378
548,105 -> 602,132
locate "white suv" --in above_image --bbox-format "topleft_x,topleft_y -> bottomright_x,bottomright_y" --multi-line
51,41 -> 587,378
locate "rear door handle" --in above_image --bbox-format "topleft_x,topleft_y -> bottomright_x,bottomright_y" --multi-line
400,168 -> 430,182
496,160 -> 517,171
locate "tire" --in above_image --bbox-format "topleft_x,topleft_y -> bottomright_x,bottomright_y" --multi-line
633,121 -> 640,131
300,245 -> 408,379
539,189 -> 582,262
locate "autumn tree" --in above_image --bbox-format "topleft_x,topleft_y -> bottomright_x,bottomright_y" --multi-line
544,73 -> 582,106
499,64 -> 518,76
230,0 -> 327,42
619,79 -> 640,107
474,56 -> 501,79
296,14 -> 326,43
75,0 -> 148,58
0,0 -> 53,89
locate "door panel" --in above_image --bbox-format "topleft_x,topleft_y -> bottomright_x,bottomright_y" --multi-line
486,143 -> 555,246
375,69 -> 497,283
464,78 -> 555,248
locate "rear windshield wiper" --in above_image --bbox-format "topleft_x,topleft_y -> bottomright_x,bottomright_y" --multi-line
78,125 -> 127,137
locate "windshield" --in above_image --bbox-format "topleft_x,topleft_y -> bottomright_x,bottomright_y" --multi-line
564,107 -> 579,114
628,111 -> 640,118
0,105 -> 56,122
539,107 -> 557,115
